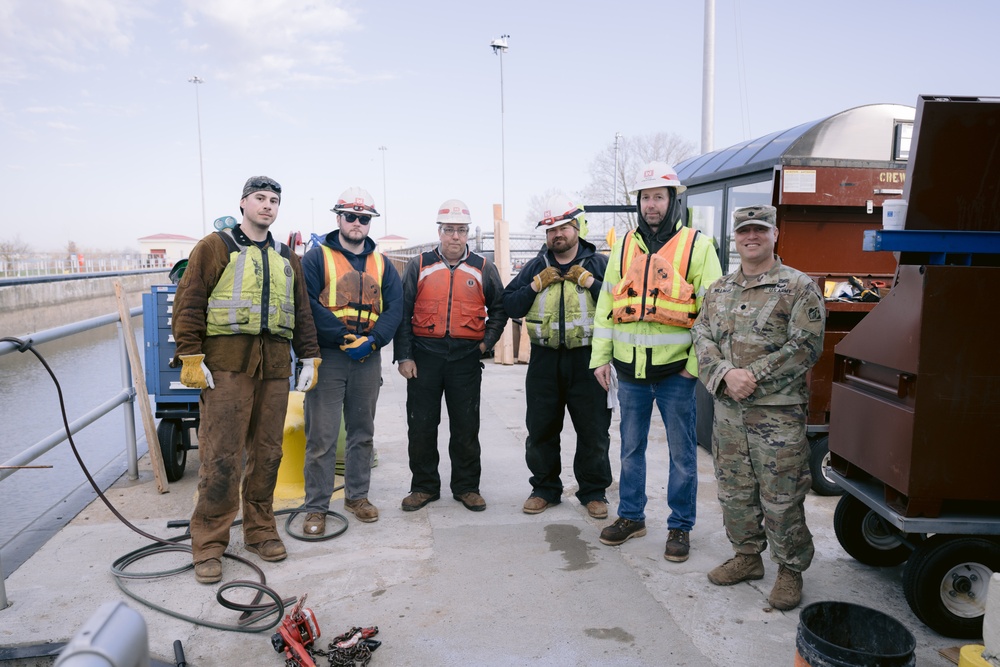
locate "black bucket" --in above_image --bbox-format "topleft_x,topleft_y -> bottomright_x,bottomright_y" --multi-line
796,601 -> 916,667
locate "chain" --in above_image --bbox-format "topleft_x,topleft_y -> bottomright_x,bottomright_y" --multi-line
308,626 -> 379,667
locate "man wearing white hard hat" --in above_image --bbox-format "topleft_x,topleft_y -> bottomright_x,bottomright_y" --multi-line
393,199 -> 508,513
591,162 -> 723,563
502,193 -> 612,519
300,187 -> 403,534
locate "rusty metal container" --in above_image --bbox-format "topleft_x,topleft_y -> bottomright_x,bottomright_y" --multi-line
829,95 -> 1000,516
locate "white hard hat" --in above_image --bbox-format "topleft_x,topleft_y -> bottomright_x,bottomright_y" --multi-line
629,161 -> 686,195
331,186 -> 380,216
436,199 -> 472,225
537,193 -> 584,230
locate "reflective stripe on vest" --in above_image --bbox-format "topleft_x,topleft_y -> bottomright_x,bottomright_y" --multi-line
318,245 -> 384,335
206,229 -> 295,339
412,251 -> 487,340
611,227 -> 699,329
594,327 -> 693,347
525,261 -> 596,349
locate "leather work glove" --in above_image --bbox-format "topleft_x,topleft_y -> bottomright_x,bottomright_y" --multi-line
563,265 -> 594,288
179,354 -> 215,390
340,335 -> 376,362
295,357 -> 322,392
532,266 -> 563,292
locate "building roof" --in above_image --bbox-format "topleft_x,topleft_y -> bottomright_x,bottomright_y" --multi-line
138,233 -> 199,242
377,234 -> 408,241
676,103 -> 915,187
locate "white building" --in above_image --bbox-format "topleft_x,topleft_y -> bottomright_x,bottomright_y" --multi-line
137,233 -> 199,265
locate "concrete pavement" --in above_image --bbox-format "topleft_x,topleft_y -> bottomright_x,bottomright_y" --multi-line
1,354 -> 957,665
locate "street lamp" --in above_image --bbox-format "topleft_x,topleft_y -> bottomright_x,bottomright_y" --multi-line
188,76 -> 207,237
490,34 -> 509,220
378,145 -> 388,236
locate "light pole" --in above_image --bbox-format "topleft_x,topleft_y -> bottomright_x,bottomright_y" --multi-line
613,131 -> 622,233
378,145 -> 388,237
490,34 -> 509,220
188,76 -> 207,237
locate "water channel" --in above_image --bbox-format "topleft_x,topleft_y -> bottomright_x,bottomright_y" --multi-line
0,321 -> 145,576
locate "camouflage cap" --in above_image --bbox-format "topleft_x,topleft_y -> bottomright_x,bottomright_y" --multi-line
733,205 -> 776,230
241,175 -> 282,202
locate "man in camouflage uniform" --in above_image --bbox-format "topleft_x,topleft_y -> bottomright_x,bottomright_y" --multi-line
692,205 -> 825,611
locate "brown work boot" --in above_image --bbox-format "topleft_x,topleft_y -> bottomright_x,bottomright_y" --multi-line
401,491 -> 440,512
707,553 -> 765,586
663,529 -> 690,562
194,558 -> 222,584
586,500 -> 608,519
523,496 -> 551,514
769,565 -> 804,611
303,512 -> 326,535
454,491 -> 486,512
345,498 -> 379,523
599,517 -> 647,546
246,539 -> 287,562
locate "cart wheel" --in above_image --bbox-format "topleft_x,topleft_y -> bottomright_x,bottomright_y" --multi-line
156,419 -> 188,482
808,435 -> 843,496
902,535 -> 1000,639
833,494 -> 911,566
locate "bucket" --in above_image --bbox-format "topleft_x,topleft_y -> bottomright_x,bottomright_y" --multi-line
882,199 -> 907,230
795,601 -> 916,667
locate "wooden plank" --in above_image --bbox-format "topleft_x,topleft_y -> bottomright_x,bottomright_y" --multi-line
516,319 -> 531,364
113,281 -> 169,493
492,205 -> 514,365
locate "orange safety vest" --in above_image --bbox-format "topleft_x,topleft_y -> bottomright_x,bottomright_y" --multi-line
317,245 -> 384,335
412,251 -> 487,340
611,227 -> 699,328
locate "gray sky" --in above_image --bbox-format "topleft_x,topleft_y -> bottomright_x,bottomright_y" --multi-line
2,0 -> 998,252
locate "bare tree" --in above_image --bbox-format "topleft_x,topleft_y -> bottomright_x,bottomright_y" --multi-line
0,236 -> 31,276
581,132 -> 698,239
522,187 -> 568,232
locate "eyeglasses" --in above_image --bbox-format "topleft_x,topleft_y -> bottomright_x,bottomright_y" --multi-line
247,177 -> 281,194
440,226 -> 468,236
343,213 -> 371,225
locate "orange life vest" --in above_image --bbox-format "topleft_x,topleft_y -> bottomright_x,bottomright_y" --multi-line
611,227 -> 699,328
412,251 -> 487,340
317,245 -> 384,335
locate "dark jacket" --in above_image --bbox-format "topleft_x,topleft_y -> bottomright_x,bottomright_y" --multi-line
502,236 -> 606,321
172,224 -> 320,379
301,230 -> 403,351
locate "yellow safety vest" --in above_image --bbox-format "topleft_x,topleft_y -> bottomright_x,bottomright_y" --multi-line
205,229 -> 295,339
525,263 -> 596,349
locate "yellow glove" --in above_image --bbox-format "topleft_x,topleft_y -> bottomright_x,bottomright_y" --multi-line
564,265 -> 594,287
340,334 -> 376,362
179,354 -> 214,390
295,357 -> 322,392
532,266 -> 563,292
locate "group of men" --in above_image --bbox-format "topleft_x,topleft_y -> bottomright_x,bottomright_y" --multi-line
172,164 -> 826,611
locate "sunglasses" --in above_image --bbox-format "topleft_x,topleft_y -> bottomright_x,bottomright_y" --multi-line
248,177 -> 281,194
343,213 -> 371,225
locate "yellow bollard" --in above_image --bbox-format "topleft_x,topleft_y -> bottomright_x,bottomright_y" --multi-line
958,645 -> 990,667
274,391 -> 347,508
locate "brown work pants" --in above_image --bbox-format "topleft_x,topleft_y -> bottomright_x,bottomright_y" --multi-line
190,371 -> 289,564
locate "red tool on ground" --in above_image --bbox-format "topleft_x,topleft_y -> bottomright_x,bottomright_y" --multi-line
271,594 -> 321,667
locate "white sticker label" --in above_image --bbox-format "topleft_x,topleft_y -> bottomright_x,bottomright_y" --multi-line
784,169 -> 817,193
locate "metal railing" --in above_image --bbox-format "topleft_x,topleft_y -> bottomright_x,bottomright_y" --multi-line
0,306 -> 143,609
0,254 -> 173,279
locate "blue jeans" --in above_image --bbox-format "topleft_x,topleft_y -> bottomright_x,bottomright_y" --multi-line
616,373 -> 698,531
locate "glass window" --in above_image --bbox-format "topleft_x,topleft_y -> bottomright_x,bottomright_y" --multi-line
724,181 -> 772,271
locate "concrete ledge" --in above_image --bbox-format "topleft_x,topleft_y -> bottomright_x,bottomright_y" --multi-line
0,274 -> 167,334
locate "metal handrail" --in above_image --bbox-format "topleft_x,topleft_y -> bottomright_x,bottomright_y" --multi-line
1,305 -> 143,609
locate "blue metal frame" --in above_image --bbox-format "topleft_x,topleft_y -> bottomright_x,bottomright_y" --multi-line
863,229 -> 1000,265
